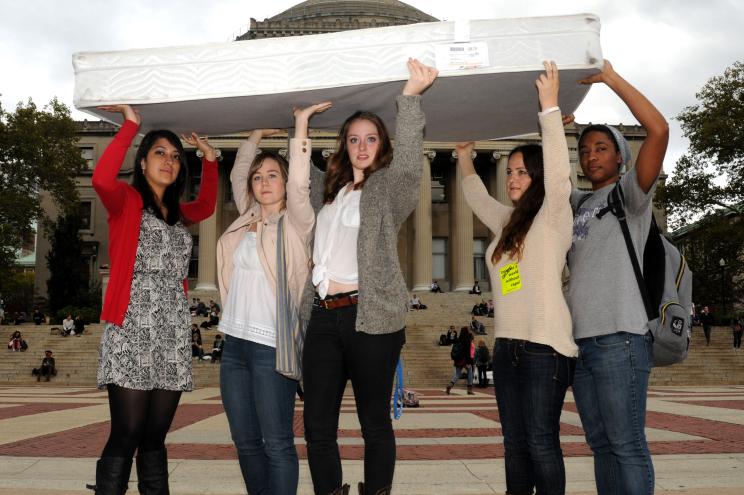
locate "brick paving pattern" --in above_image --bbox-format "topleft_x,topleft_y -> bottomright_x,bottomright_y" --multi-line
2,385 -> 744,460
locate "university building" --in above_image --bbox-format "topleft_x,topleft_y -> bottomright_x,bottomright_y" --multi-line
34,0 -> 652,299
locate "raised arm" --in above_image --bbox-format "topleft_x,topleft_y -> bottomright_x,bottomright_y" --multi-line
180,132 -> 218,223
230,131 -> 264,215
384,59 -> 438,225
286,102 -> 332,236
579,60 -> 669,193
536,61 -> 572,228
456,141 -> 512,234
309,163 -> 326,213
92,105 -> 140,216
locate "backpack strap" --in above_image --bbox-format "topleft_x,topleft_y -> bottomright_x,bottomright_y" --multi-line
606,183 -> 655,320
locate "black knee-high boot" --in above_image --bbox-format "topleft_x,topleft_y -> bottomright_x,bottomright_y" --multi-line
358,482 -> 392,495
135,449 -> 169,495
86,457 -> 132,494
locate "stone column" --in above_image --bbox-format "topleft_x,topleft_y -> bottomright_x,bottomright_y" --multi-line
449,150 -> 474,292
492,151 -> 510,206
412,151 -> 435,291
99,267 -> 110,304
196,197 -> 219,292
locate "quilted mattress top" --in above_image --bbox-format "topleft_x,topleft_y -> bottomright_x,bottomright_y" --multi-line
73,14 -> 603,141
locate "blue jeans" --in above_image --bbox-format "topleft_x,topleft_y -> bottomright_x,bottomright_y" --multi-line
573,332 -> 654,495
220,335 -> 298,495
450,364 -> 473,386
492,339 -> 574,495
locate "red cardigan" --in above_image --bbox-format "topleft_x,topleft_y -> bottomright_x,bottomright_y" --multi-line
92,120 -> 218,326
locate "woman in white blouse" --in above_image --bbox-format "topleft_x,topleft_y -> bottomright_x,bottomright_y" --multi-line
215,102 -> 329,495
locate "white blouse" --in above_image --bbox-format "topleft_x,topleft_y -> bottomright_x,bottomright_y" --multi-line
219,231 -> 277,348
312,184 -> 361,298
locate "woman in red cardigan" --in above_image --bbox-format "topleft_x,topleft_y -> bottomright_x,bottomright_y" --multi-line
88,104 -> 218,494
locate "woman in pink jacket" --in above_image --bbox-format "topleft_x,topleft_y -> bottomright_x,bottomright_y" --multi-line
216,102 -> 330,495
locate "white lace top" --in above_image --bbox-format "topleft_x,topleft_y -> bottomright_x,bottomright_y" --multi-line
219,231 -> 277,348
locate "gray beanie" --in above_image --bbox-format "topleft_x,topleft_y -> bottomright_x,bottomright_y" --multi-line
580,124 -> 632,174
605,125 -> 632,173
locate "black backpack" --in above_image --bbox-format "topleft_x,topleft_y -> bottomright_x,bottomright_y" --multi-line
450,341 -> 466,361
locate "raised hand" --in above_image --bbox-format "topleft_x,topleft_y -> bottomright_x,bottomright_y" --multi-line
455,141 -> 475,159
535,60 -> 559,111
578,59 -> 616,86
181,132 -> 216,162
294,101 -> 332,122
248,129 -> 283,144
97,104 -> 140,125
294,101 -> 332,139
402,58 -> 438,96
455,141 -> 476,177
562,114 -> 575,126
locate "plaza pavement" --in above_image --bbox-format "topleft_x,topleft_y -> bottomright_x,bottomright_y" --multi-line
1,384 -> 743,494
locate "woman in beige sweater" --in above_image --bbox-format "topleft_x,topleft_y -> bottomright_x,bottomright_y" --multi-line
456,61 -> 576,495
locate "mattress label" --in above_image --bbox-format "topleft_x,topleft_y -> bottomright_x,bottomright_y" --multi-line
435,42 -> 489,71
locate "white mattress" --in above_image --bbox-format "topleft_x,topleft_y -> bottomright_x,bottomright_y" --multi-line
73,14 -> 602,141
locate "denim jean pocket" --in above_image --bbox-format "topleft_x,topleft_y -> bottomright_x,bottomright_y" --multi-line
593,332 -> 630,348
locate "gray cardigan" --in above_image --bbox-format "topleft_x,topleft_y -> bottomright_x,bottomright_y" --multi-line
300,94 -> 425,334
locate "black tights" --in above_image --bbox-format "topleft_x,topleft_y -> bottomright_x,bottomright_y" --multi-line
101,385 -> 182,458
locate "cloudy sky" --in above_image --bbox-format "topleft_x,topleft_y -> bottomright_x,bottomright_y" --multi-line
1,0 -> 742,175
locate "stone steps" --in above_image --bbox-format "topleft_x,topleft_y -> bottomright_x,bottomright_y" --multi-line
3,292 -> 742,388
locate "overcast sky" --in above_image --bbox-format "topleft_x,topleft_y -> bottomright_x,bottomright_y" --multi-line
1,0 -> 742,175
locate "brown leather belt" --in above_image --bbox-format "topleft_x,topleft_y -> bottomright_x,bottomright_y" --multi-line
313,292 -> 359,310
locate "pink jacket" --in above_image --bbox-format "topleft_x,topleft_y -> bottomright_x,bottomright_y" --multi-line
216,138 -> 315,311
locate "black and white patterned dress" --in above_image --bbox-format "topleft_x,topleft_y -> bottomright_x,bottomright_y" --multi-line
98,210 -> 194,391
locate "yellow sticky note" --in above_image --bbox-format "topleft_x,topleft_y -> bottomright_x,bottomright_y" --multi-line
499,262 -> 522,295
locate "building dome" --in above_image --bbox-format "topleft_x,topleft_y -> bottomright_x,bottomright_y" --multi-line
270,0 -> 438,24
238,0 -> 438,40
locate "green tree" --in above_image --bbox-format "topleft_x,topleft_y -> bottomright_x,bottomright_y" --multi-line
0,270 -> 35,317
45,208 -> 91,316
678,217 -> 743,318
0,97 -> 84,286
661,61 -> 744,312
659,61 -> 744,226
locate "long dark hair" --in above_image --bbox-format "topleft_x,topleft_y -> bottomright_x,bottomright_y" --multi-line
323,111 -> 393,203
132,130 -> 188,225
492,144 -> 545,263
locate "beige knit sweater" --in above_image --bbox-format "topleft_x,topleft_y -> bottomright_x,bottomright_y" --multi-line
461,110 -> 577,357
